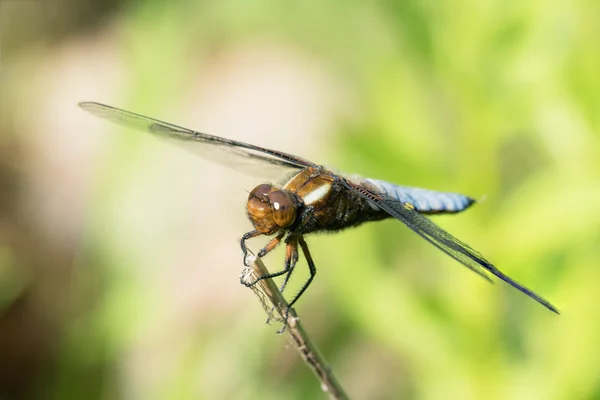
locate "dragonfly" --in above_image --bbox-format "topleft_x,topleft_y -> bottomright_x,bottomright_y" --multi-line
80,102 -> 559,323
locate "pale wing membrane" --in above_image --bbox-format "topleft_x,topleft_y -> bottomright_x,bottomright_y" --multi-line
344,180 -> 559,314
79,102 -> 312,178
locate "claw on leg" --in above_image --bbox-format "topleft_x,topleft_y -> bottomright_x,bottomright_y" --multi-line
241,233 -> 316,334
241,230 -> 261,266
243,236 -> 298,288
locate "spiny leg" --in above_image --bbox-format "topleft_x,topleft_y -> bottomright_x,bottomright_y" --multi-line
288,236 -> 316,309
258,230 -> 285,258
277,235 -> 316,333
241,230 -> 261,265
266,237 -> 299,324
242,235 -> 296,287
278,239 -> 299,294
244,230 -> 286,288
277,205 -> 315,295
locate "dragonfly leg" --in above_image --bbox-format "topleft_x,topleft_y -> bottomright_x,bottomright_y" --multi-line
277,235 -> 315,333
278,238 -> 299,294
245,231 -> 286,303
242,235 -> 297,288
266,238 -> 299,324
288,236 -> 315,308
240,230 -> 261,265
257,230 -> 285,258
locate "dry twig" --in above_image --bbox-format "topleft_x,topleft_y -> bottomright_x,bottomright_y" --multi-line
240,256 -> 349,400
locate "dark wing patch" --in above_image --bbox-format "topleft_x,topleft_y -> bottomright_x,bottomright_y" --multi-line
79,102 -> 314,175
343,179 -> 559,314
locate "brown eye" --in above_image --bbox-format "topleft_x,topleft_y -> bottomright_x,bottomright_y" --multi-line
247,184 -> 278,234
249,183 -> 272,201
268,190 -> 297,227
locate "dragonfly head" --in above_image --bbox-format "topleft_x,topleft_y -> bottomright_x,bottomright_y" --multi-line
247,184 -> 298,234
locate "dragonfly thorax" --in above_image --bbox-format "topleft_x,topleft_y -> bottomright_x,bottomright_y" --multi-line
246,184 -> 298,234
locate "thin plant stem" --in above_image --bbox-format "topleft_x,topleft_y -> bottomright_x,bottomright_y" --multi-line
240,256 -> 350,400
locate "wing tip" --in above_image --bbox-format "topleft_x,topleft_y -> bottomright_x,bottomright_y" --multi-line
492,270 -> 560,315
466,256 -> 560,314
78,101 -> 103,111
545,303 -> 561,315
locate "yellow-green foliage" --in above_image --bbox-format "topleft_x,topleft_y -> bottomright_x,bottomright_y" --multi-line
3,1 -> 598,399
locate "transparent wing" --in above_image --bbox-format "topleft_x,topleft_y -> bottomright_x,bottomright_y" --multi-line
343,179 -> 559,314
79,102 -> 314,179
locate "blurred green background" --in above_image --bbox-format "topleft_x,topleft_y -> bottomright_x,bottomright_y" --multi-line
1,1 -> 598,399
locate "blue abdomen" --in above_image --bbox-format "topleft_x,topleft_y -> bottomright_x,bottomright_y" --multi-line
363,178 -> 475,214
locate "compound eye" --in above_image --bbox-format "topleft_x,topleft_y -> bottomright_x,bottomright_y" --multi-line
247,184 -> 277,234
249,184 -> 273,201
268,190 -> 297,228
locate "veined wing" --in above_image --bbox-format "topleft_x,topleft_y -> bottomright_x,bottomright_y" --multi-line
342,179 -> 559,314
79,102 -> 314,177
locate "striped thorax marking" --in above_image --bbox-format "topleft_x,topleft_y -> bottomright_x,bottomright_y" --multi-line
303,183 -> 332,206
283,168 -> 334,207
